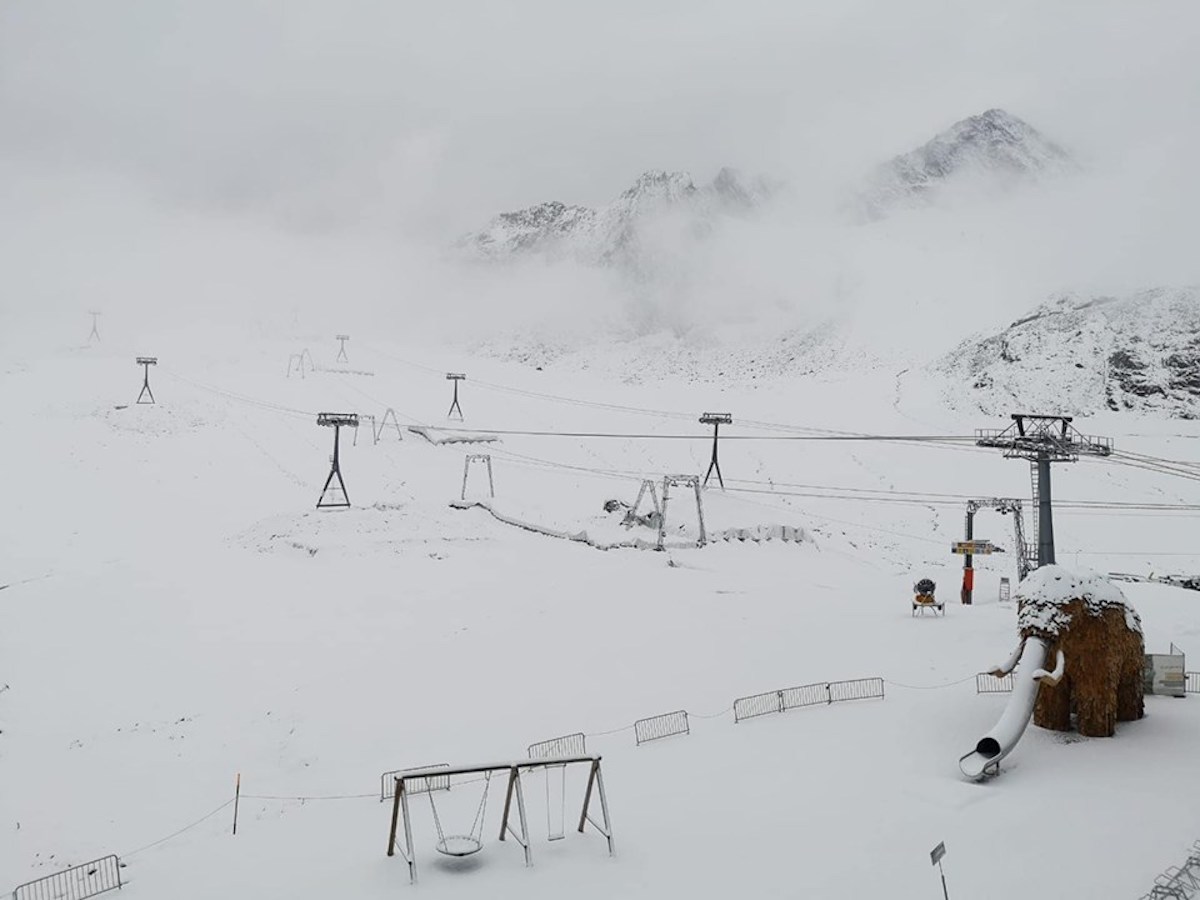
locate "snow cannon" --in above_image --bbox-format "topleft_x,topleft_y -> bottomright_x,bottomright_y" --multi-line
913,578 -> 943,616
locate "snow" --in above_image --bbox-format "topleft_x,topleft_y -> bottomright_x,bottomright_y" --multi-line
940,286 -> 1200,418
856,109 -> 1077,220
1015,564 -> 1143,638
3,332 -> 1200,900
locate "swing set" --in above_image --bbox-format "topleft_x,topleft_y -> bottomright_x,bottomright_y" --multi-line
386,755 -> 614,884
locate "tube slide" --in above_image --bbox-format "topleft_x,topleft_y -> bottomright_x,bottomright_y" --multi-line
959,637 -> 1064,780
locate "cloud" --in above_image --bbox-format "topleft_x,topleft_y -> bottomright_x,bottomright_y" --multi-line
1,0 -> 1197,355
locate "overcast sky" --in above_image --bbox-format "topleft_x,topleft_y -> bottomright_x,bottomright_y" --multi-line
2,0 -> 1199,354
3,0 -> 1198,238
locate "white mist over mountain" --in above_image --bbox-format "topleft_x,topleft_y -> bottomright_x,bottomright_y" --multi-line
2,1 -> 1198,376
445,105 -> 1199,365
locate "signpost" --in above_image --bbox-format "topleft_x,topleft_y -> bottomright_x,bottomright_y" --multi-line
951,540 -> 998,555
1144,653 -> 1187,698
930,841 -> 950,900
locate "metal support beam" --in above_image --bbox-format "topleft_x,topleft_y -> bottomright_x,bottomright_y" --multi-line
446,373 -> 466,420
461,454 -> 494,500
316,412 -> 358,508
699,413 -> 732,489
657,474 -> 706,550
962,507 -> 975,605
135,356 -> 158,404
1036,453 -> 1055,566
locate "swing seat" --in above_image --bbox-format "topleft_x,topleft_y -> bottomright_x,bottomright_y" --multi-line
436,835 -> 484,857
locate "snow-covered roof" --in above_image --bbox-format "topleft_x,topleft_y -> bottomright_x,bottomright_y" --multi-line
1015,565 -> 1142,637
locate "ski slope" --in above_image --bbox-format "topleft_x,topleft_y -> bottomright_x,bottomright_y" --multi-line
3,331 -> 1200,900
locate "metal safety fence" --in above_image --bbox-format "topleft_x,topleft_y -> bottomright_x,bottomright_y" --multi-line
976,672 -> 1015,694
634,710 -> 690,745
1138,838 -> 1200,899
734,677 -> 884,723
380,763 -> 450,802
13,855 -> 123,900
528,732 -> 587,759
829,677 -> 885,703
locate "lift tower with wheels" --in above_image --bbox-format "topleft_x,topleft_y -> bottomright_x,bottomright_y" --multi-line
975,415 -> 1112,572
699,412 -> 732,489
316,412 -> 359,508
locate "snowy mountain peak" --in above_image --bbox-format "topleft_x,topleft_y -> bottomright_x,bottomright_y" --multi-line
856,108 -> 1075,219
708,166 -> 782,210
619,169 -> 697,202
454,200 -> 596,260
456,166 -> 774,270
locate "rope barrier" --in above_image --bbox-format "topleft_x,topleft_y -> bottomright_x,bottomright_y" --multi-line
122,798 -> 235,859
883,674 -> 978,690
241,792 -> 375,801
689,706 -> 735,720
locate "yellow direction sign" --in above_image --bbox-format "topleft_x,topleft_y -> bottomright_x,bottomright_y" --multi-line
952,540 -> 998,555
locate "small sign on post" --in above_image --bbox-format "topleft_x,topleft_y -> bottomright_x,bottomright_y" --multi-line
952,540 -> 998,555
930,841 -> 950,900
1144,653 -> 1186,697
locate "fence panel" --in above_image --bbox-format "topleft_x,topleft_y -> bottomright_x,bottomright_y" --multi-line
829,677 -> 885,703
380,763 -> 450,802
976,673 -> 1014,694
528,732 -> 586,759
781,682 -> 830,711
634,710 -> 690,745
13,855 -> 123,900
733,690 -> 784,722
1187,672 -> 1200,694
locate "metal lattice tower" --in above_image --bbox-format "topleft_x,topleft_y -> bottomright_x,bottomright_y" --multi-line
446,373 -> 466,421
699,413 -> 732,489
335,334 -> 350,363
975,415 -> 1113,570
316,412 -> 359,508
87,310 -> 101,343
135,357 -> 158,404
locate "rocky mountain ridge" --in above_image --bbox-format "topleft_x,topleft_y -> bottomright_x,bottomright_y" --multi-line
456,108 -> 1073,270
456,167 -> 781,274
938,287 -> 1200,417
854,108 -> 1076,220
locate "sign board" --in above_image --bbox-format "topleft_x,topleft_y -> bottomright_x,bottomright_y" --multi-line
1144,654 -> 1186,698
930,841 -> 946,866
952,540 -> 997,555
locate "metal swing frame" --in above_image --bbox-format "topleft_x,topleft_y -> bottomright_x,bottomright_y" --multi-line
387,755 -> 614,885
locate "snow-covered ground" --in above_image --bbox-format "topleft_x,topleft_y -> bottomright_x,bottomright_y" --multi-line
3,330 -> 1200,899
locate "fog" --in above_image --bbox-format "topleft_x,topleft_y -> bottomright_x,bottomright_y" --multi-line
2,0 -> 1198,355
